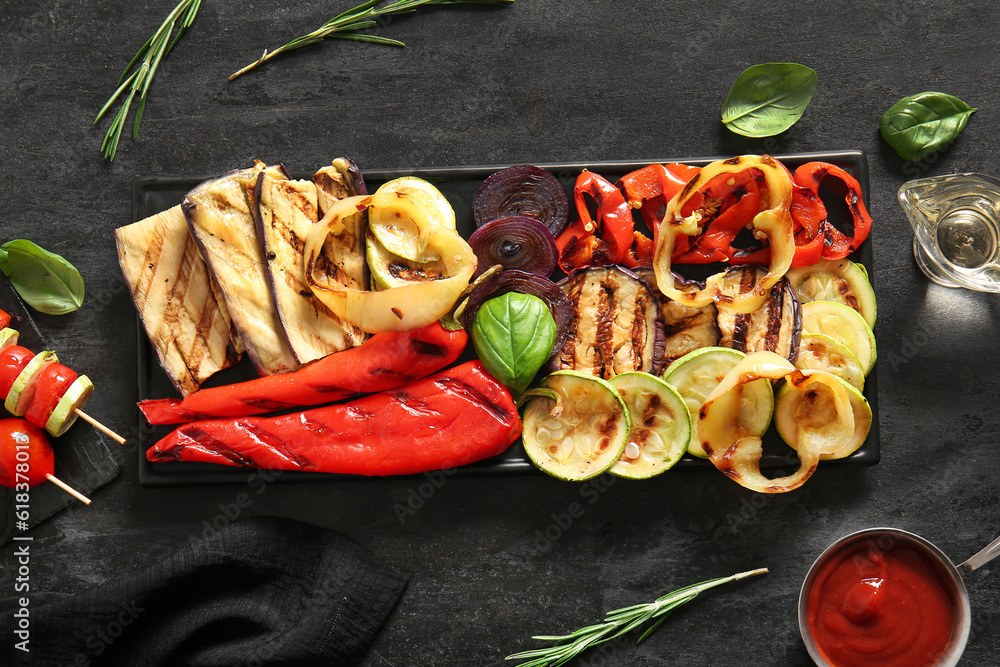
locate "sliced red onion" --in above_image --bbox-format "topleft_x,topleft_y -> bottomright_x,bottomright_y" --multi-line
463,269 -> 572,357
473,165 -> 570,236
468,216 -> 558,279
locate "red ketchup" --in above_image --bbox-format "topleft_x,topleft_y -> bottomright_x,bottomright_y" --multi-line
806,539 -> 957,667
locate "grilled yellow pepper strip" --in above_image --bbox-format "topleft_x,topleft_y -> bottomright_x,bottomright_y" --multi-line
304,192 -> 476,333
653,155 -> 795,314
698,352 -> 862,493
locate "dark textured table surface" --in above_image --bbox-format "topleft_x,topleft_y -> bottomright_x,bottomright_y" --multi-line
2,1 -> 999,665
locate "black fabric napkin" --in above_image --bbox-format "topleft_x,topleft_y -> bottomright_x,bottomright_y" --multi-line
1,517 -> 408,666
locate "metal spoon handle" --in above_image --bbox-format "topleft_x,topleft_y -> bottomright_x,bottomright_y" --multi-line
958,533 -> 1000,575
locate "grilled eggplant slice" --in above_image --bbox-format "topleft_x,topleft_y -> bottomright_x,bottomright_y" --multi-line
715,266 -> 801,360
255,172 -> 366,364
639,269 -> 719,368
554,266 -> 661,379
115,205 -> 241,396
311,158 -> 369,296
184,163 -> 299,376
658,299 -> 719,366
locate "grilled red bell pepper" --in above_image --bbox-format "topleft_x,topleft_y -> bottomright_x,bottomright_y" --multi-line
0,309 -> 10,329
730,183 -> 828,267
793,162 -> 873,259
618,163 -> 700,233
24,362 -> 77,430
672,169 -> 764,263
139,321 -> 467,425
557,171 -> 635,271
147,360 -> 522,475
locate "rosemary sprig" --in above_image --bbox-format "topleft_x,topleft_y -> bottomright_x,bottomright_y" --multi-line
94,0 -> 201,161
229,0 -> 513,81
505,568 -> 768,667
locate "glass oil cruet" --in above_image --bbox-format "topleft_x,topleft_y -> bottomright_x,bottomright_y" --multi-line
898,173 -> 1000,292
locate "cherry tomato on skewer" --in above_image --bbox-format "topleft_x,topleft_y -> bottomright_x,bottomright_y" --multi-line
0,417 -> 53,488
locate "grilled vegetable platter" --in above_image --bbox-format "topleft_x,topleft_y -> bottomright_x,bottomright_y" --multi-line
127,151 -> 878,490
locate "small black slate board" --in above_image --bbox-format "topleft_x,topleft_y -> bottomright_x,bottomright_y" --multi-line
0,277 -> 121,544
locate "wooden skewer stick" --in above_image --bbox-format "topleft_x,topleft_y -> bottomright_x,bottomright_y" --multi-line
45,474 -> 92,505
74,409 -> 126,445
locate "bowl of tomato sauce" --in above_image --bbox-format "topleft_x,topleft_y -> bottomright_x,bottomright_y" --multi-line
798,527 -> 971,667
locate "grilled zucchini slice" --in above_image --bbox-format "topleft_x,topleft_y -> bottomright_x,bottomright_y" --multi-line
607,372 -> 690,479
522,371 -> 629,481
786,259 -> 876,328
662,347 -> 773,458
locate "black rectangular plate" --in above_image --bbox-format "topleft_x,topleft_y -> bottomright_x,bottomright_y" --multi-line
134,150 -> 879,486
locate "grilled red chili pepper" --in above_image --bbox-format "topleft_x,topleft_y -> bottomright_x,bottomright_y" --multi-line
793,162 -> 873,259
556,171 -> 635,271
24,362 -> 77,430
139,321 -> 468,425
147,360 -> 521,475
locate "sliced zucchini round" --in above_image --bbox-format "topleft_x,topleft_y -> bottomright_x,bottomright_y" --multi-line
662,347 -> 773,458
5,350 -> 58,416
786,259 -> 876,328
0,328 -> 18,350
45,374 -> 94,437
607,372 -> 690,479
775,369 -> 872,460
368,176 -> 456,262
800,301 -> 876,375
522,371 -> 629,481
794,333 -> 865,391
365,229 -> 447,291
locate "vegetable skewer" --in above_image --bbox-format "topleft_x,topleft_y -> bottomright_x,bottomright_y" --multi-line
0,312 -> 125,443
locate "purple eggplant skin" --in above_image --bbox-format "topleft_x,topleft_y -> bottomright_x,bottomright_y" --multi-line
786,284 -> 802,363
637,269 -> 719,372
340,157 -> 368,196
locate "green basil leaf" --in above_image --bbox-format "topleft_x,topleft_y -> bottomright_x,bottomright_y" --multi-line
721,63 -> 817,137
879,91 -> 977,161
0,239 -> 85,315
472,292 -> 556,398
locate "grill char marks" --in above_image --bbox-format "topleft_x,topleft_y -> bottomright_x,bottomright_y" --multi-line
114,205 -> 242,396
178,426 -> 258,467
183,163 -> 300,376
594,278 -> 615,376
556,267 -> 660,379
640,268 -> 719,368
434,377 -> 516,423
716,267 -> 800,359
